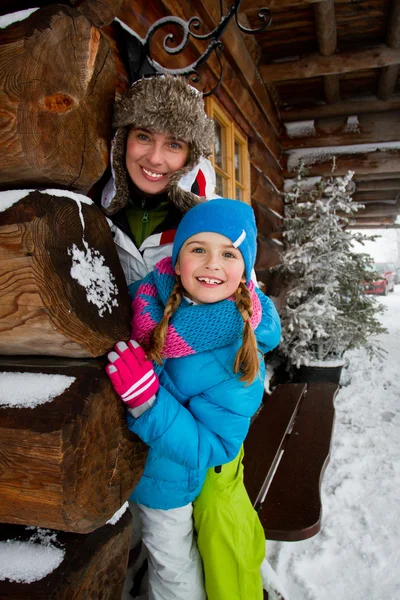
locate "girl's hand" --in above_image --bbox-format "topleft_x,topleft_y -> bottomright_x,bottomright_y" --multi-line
106,340 -> 159,409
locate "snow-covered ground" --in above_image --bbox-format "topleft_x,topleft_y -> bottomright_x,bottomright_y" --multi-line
267,286 -> 400,600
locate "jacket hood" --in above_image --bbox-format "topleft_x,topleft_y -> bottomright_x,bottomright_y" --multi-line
102,75 -> 215,216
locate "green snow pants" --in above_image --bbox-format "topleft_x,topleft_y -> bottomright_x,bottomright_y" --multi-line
193,446 -> 265,600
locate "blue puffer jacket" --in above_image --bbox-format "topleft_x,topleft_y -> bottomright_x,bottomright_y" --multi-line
127,296 -> 281,510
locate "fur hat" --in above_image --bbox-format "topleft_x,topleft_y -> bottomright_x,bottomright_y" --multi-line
103,75 -> 215,216
172,199 -> 257,284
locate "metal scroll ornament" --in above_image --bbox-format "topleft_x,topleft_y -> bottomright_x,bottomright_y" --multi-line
115,0 -> 272,96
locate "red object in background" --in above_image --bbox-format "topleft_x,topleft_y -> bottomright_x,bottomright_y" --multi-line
363,262 -> 396,296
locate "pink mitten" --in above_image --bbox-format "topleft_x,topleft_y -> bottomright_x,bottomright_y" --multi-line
106,340 -> 159,409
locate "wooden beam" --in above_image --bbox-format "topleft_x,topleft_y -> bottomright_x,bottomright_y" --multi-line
353,190 -> 400,204
323,75 -> 341,104
282,111 -> 400,149
378,65 -> 400,100
314,0 -> 340,104
314,0 -> 336,56
242,0 -> 327,11
355,172 -> 400,182
261,46 -> 400,83
387,0 -> 400,48
284,151 -> 400,177
349,224 -> 400,229
356,179 -> 400,192
378,0 -> 400,99
352,216 -> 397,226
355,202 -> 400,217
281,96 -> 400,121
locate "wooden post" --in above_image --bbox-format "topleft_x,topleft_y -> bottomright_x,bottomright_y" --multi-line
0,357 -> 147,533
0,5 -> 115,192
0,191 -> 131,358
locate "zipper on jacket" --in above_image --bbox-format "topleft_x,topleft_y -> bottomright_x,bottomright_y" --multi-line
140,210 -> 149,243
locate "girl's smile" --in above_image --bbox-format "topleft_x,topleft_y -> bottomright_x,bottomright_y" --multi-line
126,128 -> 189,195
175,232 -> 245,304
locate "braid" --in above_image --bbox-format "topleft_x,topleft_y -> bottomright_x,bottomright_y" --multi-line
233,282 -> 260,384
144,277 -> 184,365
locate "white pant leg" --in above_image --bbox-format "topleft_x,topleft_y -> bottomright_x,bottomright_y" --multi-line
136,503 -> 206,600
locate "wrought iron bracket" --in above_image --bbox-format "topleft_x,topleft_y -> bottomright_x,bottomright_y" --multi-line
115,0 -> 272,96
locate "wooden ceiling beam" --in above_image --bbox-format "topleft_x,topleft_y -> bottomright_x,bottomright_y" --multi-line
261,46 -> 400,83
242,0 -> 327,11
284,152 -> 400,177
281,96 -> 400,121
282,111 -> 400,149
377,0 -> 400,100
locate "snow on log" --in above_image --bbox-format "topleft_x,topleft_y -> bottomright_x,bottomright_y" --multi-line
0,4 -> 115,192
0,358 -> 147,533
0,509 -> 132,597
0,190 -> 131,358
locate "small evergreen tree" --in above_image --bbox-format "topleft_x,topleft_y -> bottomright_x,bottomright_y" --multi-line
277,164 -> 386,368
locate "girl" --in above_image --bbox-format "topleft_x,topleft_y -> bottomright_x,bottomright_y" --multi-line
106,198 -> 281,600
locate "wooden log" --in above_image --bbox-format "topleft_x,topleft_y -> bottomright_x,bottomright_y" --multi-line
284,151 -> 400,178
355,179 -> 400,192
0,509 -> 132,599
255,236 -> 282,271
0,357 -> 147,533
0,4 -> 115,192
352,216 -> 396,227
70,0 -> 124,27
250,164 -> 284,214
249,140 -> 283,192
378,65 -> 400,101
353,190 -> 400,203
0,191 -> 131,358
253,201 -> 283,237
282,111 -> 400,149
314,0 -> 336,56
346,201 -> 400,218
281,96 -> 400,121
261,45 -> 400,83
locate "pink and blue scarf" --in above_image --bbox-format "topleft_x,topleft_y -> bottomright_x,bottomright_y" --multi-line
132,257 -> 265,358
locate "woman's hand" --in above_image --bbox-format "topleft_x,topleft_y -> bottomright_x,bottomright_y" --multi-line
106,340 -> 159,409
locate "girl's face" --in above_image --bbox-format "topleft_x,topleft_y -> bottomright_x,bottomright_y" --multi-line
175,232 -> 246,304
126,128 -> 189,195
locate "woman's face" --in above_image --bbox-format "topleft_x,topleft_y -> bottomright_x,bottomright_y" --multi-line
125,128 -> 189,195
175,232 -> 246,305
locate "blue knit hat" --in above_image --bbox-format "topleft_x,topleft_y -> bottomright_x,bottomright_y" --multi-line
172,199 -> 257,283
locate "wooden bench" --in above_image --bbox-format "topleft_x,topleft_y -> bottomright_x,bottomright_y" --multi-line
244,382 -> 338,542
